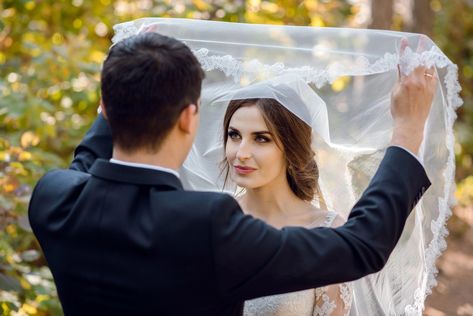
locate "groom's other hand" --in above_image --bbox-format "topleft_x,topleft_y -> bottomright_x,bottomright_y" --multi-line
390,38 -> 437,155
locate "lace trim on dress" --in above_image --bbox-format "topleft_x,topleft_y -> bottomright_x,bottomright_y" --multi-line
322,211 -> 338,228
312,213 -> 353,316
314,287 -> 337,316
339,283 -> 353,311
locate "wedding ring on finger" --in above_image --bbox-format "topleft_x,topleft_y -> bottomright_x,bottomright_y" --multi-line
424,72 -> 434,79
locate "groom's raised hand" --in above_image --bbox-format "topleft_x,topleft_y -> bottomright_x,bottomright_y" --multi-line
390,37 -> 437,155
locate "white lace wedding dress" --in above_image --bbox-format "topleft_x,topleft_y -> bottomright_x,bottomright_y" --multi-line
244,211 -> 353,316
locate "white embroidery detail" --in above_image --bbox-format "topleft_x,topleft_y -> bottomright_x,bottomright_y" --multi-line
339,283 -> 353,311
314,287 -> 337,316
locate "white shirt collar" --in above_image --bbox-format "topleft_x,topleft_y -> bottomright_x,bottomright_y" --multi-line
109,158 -> 180,179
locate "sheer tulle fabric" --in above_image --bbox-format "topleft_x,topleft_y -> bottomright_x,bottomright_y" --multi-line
112,18 -> 461,315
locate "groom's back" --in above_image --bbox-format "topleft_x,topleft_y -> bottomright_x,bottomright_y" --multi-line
29,140 -> 432,316
29,160 -> 242,316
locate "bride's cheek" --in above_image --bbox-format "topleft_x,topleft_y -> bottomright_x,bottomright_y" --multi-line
225,147 -> 236,163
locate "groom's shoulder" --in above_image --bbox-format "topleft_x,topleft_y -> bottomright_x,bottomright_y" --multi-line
177,191 -> 244,229
173,190 -> 242,219
29,168 -> 90,210
34,168 -> 90,195
29,168 -> 91,228
150,190 -> 243,230
180,190 -> 240,210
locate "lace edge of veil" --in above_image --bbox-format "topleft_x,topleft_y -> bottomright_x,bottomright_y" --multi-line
404,63 -> 461,316
196,52 -> 461,315
112,22 -> 463,315
193,49 -> 462,315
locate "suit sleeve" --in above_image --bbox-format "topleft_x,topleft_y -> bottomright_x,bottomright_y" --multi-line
69,113 -> 113,172
210,146 -> 431,302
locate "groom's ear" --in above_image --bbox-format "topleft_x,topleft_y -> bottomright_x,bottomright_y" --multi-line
99,99 -> 108,120
177,104 -> 199,134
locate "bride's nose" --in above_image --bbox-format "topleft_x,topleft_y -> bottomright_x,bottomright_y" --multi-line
236,140 -> 252,161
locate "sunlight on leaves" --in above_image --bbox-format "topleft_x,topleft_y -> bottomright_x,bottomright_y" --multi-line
20,132 -> 40,148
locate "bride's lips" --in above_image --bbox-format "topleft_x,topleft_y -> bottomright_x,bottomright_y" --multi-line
234,165 -> 257,175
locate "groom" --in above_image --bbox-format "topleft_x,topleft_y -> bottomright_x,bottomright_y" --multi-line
29,32 -> 435,316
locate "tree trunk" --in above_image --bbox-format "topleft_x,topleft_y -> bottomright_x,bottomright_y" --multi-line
410,0 -> 434,37
369,0 -> 394,30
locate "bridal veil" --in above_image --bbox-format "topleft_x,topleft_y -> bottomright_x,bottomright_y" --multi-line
112,18 -> 461,315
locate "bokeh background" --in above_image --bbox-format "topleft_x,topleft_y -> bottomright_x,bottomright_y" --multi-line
0,1 -> 472,315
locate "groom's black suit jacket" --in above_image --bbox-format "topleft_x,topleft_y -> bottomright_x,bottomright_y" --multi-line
29,114 -> 430,316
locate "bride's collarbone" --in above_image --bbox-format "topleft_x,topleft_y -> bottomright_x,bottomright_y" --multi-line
244,204 -> 330,229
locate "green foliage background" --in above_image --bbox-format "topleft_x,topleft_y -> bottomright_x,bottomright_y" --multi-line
0,1 -> 471,315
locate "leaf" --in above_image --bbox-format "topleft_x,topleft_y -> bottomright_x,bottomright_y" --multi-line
17,215 -> 32,232
20,250 -> 40,262
0,273 -> 22,292
20,132 -> 40,148
20,303 -> 37,315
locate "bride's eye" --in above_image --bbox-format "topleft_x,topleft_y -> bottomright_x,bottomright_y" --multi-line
255,135 -> 270,143
227,130 -> 241,140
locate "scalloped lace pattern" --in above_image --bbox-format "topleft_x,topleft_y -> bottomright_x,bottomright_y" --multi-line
194,48 -> 461,316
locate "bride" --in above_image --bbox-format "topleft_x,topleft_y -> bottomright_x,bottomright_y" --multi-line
222,97 -> 352,315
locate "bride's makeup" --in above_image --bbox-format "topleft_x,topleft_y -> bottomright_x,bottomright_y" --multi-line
224,105 -> 286,189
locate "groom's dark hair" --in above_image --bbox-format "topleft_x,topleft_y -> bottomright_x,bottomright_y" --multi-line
101,32 -> 205,152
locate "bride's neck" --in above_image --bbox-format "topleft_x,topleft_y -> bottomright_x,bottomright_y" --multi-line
239,181 -> 311,225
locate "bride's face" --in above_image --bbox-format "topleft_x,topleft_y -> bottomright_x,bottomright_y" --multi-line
225,105 -> 286,190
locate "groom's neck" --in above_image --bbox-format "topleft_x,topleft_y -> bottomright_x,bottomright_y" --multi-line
112,143 -> 182,171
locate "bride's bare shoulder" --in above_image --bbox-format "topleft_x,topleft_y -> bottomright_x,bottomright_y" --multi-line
307,206 -> 346,228
328,211 -> 346,228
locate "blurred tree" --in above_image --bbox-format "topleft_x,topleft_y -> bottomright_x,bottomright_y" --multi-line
369,0 -> 394,29
365,0 -> 472,182
433,0 -> 473,182
410,0 -> 434,37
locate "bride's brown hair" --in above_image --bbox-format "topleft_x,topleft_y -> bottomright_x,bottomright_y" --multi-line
222,98 -> 325,204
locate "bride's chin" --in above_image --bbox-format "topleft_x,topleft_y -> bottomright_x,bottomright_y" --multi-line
231,176 -> 252,189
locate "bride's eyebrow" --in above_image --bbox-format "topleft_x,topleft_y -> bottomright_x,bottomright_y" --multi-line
228,126 -> 272,135
253,131 -> 272,136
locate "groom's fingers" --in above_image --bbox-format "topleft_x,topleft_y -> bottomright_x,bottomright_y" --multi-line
143,23 -> 159,33
396,36 -> 436,98
398,38 -> 409,81
400,37 -> 409,57
425,66 -> 437,94
413,65 -> 428,79
416,35 -> 427,54
405,66 -> 428,90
